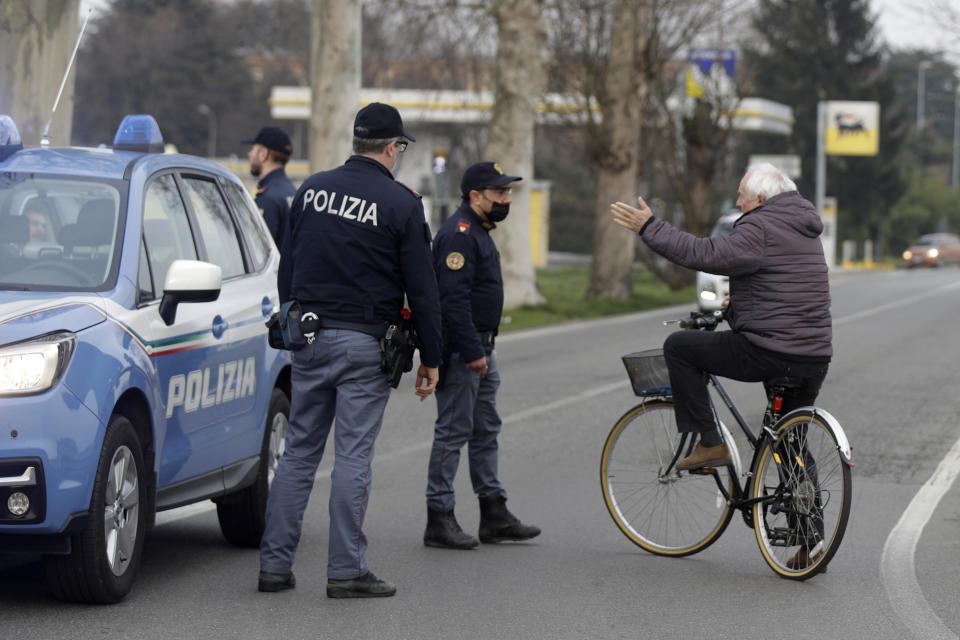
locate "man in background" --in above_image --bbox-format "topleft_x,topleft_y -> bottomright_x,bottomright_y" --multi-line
243,126 -> 296,248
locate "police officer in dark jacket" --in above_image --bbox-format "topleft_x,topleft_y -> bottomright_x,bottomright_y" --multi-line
423,161 -> 540,550
243,126 -> 296,248
259,103 -> 442,598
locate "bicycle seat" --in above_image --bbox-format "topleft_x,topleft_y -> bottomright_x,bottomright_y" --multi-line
765,376 -> 804,391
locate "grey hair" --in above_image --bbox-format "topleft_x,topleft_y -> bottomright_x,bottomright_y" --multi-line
353,136 -> 404,155
742,162 -> 797,200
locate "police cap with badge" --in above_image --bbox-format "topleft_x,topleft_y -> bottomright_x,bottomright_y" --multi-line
460,161 -> 521,197
243,126 -> 293,155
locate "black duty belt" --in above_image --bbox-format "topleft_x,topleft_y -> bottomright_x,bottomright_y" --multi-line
300,314 -> 388,339
479,330 -> 497,346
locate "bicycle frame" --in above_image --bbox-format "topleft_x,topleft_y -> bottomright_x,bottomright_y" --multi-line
677,373 -> 853,530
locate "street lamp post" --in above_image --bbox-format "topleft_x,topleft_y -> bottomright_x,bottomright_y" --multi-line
917,61 -> 932,129
952,82 -> 959,188
196,103 -> 217,158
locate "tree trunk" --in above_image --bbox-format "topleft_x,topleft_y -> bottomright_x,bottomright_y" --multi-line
0,0 -> 79,145
484,0 -> 548,309
309,0 -> 360,172
587,0 -> 643,300
681,99 -> 726,239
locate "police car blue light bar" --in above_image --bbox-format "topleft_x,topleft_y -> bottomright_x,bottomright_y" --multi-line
0,115 -> 23,161
113,114 -> 164,153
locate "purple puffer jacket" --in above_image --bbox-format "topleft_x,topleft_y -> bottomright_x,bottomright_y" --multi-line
641,191 -> 832,358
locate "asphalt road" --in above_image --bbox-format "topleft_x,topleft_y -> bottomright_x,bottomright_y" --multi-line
2,266 -> 959,640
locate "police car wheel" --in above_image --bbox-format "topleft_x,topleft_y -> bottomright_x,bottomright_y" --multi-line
44,414 -> 146,603
216,388 -> 289,547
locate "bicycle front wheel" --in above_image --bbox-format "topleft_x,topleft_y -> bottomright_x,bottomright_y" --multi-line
600,400 -> 735,556
751,411 -> 852,580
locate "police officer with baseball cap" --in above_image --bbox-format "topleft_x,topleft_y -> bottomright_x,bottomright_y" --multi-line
259,103 -> 442,598
423,161 -> 541,550
243,126 -> 296,248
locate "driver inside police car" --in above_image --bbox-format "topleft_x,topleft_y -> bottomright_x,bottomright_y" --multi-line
23,200 -> 56,243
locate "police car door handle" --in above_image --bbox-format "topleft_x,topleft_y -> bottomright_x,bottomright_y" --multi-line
212,315 -> 228,339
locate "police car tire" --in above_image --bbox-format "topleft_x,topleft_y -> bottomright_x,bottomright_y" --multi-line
44,414 -> 146,604
216,388 -> 290,547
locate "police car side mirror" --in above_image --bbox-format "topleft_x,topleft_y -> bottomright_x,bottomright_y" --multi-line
158,260 -> 222,326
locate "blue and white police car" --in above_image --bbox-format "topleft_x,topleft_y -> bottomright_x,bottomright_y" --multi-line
0,114 -> 291,603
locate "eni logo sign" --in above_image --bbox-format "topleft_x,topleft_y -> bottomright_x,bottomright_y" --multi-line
825,101 -> 879,156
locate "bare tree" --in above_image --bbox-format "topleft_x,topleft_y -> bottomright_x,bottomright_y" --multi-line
545,0 -> 744,297
374,0 -> 547,309
484,0 -> 548,308
310,0 -> 361,171
586,0 -> 646,299
0,0 -> 79,145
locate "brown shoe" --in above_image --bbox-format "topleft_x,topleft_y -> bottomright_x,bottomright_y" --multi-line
786,546 -> 824,570
676,443 -> 731,470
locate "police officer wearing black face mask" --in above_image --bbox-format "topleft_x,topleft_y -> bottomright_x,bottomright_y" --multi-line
243,126 -> 296,248
423,161 -> 541,550
259,103 -> 443,598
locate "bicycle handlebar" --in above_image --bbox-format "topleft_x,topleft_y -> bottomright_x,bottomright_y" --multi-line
664,309 -> 726,331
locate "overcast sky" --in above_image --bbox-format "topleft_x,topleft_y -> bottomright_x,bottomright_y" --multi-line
77,0 -> 957,60
872,0 -> 958,58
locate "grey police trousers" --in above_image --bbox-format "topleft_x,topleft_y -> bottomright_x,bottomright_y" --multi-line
259,328 -> 390,580
426,348 -> 506,512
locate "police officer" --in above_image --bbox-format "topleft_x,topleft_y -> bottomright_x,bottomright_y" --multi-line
423,161 -> 541,550
258,103 -> 442,598
243,126 -> 296,248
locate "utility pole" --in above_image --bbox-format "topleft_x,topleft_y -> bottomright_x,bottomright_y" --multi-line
917,61 -> 932,129
952,82 -> 959,188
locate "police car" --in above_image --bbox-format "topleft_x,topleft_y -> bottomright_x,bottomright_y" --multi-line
0,114 -> 291,603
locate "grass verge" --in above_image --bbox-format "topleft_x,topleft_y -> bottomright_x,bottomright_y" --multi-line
501,265 -> 696,333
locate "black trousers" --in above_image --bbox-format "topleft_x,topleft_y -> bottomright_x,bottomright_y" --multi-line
662,330 -> 829,434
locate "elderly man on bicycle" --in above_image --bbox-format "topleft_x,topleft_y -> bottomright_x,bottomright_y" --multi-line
611,162 -> 832,472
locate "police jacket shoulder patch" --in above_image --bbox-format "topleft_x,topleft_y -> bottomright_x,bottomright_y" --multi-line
396,180 -> 422,199
445,251 -> 465,270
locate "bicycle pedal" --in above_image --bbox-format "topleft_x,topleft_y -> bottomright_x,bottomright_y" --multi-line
689,467 -> 718,476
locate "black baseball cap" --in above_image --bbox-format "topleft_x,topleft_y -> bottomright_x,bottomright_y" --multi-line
242,126 -> 293,154
353,102 -> 415,141
460,161 -> 522,197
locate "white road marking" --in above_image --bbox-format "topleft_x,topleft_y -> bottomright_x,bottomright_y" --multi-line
156,379 -> 632,526
832,278 -> 960,638
880,437 -> 960,640
160,280 -> 960,640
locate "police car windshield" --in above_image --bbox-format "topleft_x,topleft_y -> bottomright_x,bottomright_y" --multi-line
0,174 -> 123,291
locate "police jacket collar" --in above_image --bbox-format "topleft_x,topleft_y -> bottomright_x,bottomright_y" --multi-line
466,203 -> 496,230
257,167 -> 288,189
347,154 -> 394,179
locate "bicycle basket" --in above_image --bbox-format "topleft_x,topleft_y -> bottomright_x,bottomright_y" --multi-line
621,349 -> 670,396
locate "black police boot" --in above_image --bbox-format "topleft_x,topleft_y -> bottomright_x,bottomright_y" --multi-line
423,508 -> 480,549
478,496 -> 541,544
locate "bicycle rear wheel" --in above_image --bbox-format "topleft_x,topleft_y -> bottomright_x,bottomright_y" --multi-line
601,400 -> 735,556
751,411 -> 852,580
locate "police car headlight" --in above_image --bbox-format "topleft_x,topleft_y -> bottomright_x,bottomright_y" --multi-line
0,333 -> 76,397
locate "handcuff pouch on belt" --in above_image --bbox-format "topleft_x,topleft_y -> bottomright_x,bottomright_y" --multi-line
380,310 -> 417,388
265,300 -> 319,351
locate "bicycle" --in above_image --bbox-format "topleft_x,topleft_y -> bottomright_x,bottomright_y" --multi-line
600,310 -> 853,580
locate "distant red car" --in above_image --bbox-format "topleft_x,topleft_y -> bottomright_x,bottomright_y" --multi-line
902,233 -> 960,268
